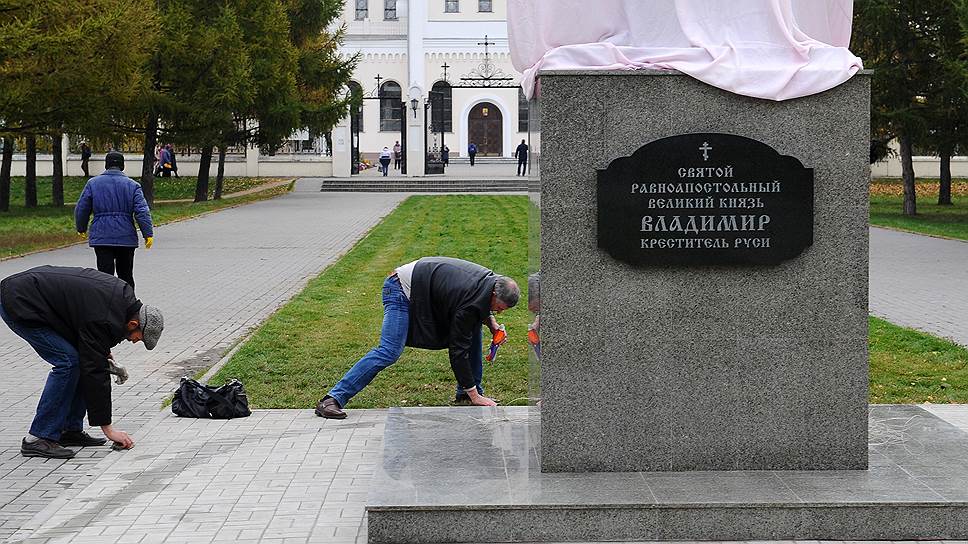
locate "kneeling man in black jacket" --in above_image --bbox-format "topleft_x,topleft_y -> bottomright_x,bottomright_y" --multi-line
0,266 -> 164,458
317,257 -> 519,419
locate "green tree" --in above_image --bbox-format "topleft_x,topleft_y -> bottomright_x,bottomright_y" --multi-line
853,0 -> 942,216
0,0 -> 156,210
286,0 -> 357,147
920,0 -> 968,206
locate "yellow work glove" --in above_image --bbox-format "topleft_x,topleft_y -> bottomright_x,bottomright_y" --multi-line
145,237 -> 154,249
77,232 -> 87,239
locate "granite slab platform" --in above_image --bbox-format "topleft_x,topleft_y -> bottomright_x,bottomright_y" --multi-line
366,405 -> 968,543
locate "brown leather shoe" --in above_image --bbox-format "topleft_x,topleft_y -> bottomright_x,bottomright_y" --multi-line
315,396 -> 346,419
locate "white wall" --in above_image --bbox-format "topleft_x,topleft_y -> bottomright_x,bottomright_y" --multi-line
871,155 -> 968,178
4,154 -> 332,178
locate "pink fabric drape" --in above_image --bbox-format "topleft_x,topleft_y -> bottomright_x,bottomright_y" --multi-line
508,0 -> 862,101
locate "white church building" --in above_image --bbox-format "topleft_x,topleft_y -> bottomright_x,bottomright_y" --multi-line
337,0 -> 530,166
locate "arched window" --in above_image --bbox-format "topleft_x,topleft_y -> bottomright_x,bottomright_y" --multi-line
380,81 -> 402,132
347,81 -> 363,131
431,81 -> 452,133
518,88 -> 529,132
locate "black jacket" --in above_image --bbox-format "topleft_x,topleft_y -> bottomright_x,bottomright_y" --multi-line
0,266 -> 141,426
406,257 -> 496,389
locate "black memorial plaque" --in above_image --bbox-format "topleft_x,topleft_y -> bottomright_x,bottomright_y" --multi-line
597,133 -> 813,266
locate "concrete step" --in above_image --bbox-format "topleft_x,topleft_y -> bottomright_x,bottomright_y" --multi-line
366,406 -> 968,544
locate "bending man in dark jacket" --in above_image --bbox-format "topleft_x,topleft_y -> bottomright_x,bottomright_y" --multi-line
75,151 -> 154,290
317,257 -> 519,419
0,266 -> 164,459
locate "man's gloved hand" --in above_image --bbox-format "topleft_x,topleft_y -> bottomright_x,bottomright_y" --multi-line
145,237 -> 154,249
107,356 -> 129,385
77,232 -> 87,239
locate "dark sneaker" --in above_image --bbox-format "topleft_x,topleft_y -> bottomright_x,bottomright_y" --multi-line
21,438 -> 75,459
59,430 -> 107,447
315,396 -> 346,419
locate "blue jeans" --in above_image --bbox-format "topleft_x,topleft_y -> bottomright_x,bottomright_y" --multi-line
327,276 -> 484,407
0,302 -> 85,441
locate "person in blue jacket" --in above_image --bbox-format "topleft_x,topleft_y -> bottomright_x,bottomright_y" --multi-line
75,151 -> 154,290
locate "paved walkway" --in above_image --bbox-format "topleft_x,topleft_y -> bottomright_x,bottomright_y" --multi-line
869,227 -> 968,347
0,180 -> 405,541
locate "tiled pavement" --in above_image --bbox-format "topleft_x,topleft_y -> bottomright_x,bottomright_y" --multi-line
9,409 -> 384,544
9,405 -> 968,544
870,227 -> 968,347
0,181 -> 405,541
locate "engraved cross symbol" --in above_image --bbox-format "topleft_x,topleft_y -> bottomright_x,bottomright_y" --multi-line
699,142 -> 712,161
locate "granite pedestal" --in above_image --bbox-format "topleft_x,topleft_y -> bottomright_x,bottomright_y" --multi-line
366,406 -> 968,543
535,70 -> 871,472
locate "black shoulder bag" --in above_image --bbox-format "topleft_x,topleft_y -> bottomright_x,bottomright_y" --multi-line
172,377 -> 252,419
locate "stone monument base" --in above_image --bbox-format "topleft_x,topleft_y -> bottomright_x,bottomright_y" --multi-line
366,406 -> 968,543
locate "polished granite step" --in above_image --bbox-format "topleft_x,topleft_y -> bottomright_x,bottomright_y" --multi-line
366,405 -> 968,543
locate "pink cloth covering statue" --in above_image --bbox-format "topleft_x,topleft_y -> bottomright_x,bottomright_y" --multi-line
508,0 -> 863,101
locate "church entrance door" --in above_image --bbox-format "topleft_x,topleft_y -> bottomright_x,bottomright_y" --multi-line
468,102 -> 503,156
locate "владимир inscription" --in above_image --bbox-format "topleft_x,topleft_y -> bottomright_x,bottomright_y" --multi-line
597,133 -> 813,266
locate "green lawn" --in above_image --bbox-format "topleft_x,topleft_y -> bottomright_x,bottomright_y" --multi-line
210,195 -> 531,409
1,176 -> 292,259
870,179 -> 968,240
870,316 -> 968,404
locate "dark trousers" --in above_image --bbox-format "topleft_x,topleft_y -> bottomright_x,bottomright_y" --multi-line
0,302 -> 85,441
469,153 -> 476,166
81,158 -> 90,178
94,246 -> 136,289
517,157 -> 527,176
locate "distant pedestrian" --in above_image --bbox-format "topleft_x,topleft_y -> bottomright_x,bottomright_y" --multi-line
441,144 -> 450,166
75,151 -> 154,290
379,146 -> 392,176
393,141 -> 402,170
468,142 -> 478,166
153,145 -> 163,176
159,145 -> 172,178
80,142 -> 92,178
165,144 -> 179,178
514,139 -> 529,176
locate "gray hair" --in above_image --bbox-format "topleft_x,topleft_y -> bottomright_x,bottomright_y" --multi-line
494,276 -> 520,308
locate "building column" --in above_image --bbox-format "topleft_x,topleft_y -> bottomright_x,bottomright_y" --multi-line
332,114 -> 352,178
246,143 -> 259,177
406,0 -> 426,176
61,134 -> 70,176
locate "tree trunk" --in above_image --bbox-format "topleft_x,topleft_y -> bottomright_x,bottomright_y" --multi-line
899,133 -> 916,216
51,133 -> 64,207
141,113 -> 158,206
25,135 -> 37,208
0,137 -> 12,212
194,145 -> 213,202
938,151 -> 953,206
214,145 -> 227,200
